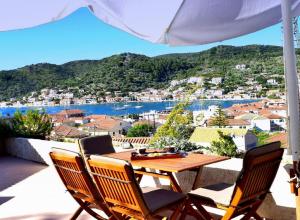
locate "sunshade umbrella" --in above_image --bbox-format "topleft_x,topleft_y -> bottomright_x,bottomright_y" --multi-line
1,0 -> 300,215
1,0 -> 300,46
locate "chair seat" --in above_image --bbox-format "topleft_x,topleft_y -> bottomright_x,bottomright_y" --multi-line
188,182 -> 235,207
141,187 -> 186,213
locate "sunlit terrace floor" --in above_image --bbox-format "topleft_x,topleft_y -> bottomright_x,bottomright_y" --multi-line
0,156 -> 236,220
0,156 -> 101,220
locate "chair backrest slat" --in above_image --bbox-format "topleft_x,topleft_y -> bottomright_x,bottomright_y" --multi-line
230,141 -> 283,207
88,155 -> 149,216
50,150 -> 100,200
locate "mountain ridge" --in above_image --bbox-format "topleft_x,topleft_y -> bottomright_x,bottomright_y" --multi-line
0,44 -> 291,101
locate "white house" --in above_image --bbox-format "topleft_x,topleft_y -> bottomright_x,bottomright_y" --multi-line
193,105 -> 219,126
190,127 -> 257,152
235,64 -> 246,70
267,79 -> 279,86
187,77 -> 203,85
251,116 -> 271,132
235,113 -> 271,131
211,77 -> 223,85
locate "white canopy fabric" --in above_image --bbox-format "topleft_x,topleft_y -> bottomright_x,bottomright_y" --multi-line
2,0 -> 300,45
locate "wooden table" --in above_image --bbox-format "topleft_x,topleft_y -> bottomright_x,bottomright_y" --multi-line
104,151 -> 229,193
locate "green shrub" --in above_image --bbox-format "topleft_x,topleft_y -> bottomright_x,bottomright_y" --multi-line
149,136 -> 202,152
251,128 -> 269,145
210,131 -> 238,157
127,124 -> 153,137
11,110 -> 53,139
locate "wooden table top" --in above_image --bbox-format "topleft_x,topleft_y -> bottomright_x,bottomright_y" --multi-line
103,151 -> 229,173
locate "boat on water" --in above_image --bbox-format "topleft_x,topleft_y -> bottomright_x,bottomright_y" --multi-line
114,106 -> 126,110
165,102 -> 174,110
135,105 -> 143,108
123,104 -> 131,107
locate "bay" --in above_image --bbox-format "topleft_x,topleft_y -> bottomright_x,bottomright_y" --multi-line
0,99 -> 258,117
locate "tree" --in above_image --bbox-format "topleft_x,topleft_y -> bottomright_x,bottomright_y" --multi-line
127,124 -> 153,137
210,131 -> 238,157
210,106 -> 228,128
150,100 -> 193,143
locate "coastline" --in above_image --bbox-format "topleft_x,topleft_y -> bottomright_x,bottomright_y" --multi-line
0,98 -> 262,109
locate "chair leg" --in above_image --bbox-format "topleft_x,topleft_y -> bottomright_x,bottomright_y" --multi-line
70,206 -> 84,220
191,199 -> 214,220
251,212 -> 263,220
240,200 -> 263,220
240,211 -> 263,220
74,199 -> 108,220
179,205 -> 187,220
221,207 -> 236,220
170,201 -> 184,220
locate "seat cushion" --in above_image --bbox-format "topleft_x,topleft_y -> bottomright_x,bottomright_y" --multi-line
188,182 -> 235,207
141,187 -> 186,213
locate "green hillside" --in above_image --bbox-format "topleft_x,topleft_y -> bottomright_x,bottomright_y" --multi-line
0,44 -> 292,101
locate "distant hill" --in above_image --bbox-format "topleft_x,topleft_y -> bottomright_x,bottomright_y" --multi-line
0,44 -> 291,101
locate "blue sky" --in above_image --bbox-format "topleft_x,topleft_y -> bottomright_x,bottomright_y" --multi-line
0,8 -> 282,71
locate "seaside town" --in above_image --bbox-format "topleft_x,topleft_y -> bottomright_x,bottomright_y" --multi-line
46,98 -> 287,153
0,64 -> 288,107
0,64 -> 292,152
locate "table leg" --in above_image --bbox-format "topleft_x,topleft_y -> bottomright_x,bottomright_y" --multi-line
135,167 -> 146,183
166,172 -> 182,193
192,167 -> 203,190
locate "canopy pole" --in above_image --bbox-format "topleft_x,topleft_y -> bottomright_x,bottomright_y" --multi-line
281,0 -> 300,218
281,0 -> 300,161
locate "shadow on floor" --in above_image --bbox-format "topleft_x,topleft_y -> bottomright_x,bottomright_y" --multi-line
0,196 -> 14,205
0,156 -> 46,191
1,213 -> 75,220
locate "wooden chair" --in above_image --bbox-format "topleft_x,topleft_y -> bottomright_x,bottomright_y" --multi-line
187,141 -> 284,220
87,155 -> 188,220
78,135 -> 115,159
78,135 -> 145,183
49,149 -> 113,220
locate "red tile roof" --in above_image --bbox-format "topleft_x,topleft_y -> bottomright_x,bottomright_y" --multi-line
52,118 -> 74,123
53,125 -> 87,138
82,119 -> 121,131
133,120 -> 155,126
112,137 -> 151,145
68,117 -> 86,121
207,118 -> 250,126
85,114 -> 109,120
266,132 -> 288,148
262,114 -> 284,119
57,109 -> 84,115
227,119 -> 251,126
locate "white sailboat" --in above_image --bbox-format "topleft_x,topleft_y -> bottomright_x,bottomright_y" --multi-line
165,102 -> 173,110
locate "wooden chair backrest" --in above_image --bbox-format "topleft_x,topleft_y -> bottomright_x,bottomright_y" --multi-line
49,149 -> 100,200
88,155 -> 149,216
78,135 -> 115,157
230,141 -> 283,207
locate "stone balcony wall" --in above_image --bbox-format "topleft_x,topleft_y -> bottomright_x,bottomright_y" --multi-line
5,137 -> 78,165
4,137 -> 296,219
